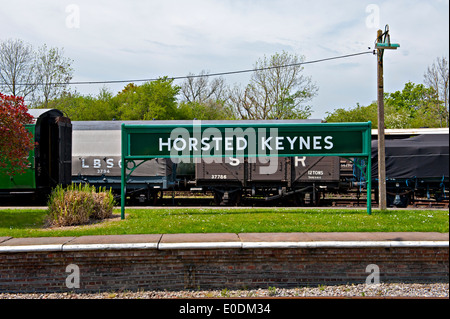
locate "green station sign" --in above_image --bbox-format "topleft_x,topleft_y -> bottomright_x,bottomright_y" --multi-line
120,121 -> 373,218
122,122 -> 371,159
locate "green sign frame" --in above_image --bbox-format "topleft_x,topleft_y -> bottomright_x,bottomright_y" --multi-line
121,121 -> 372,218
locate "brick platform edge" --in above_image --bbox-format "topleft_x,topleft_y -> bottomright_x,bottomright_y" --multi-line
0,232 -> 448,293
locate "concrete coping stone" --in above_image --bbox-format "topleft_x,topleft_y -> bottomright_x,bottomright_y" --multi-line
0,232 -> 448,253
159,233 -> 241,250
0,237 -> 12,244
0,237 -> 75,253
62,234 -> 163,251
238,232 -> 449,242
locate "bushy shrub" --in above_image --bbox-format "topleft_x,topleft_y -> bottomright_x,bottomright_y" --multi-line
47,183 -> 115,227
91,191 -> 116,220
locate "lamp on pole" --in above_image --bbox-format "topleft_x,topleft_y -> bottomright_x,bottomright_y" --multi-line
375,25 -> 399,211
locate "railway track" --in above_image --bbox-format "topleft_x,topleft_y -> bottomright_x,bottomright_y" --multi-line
2,198 -> 448,210
2,191 -> 448,209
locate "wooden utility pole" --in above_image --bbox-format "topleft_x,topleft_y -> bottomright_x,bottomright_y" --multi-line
376,29 -> 387,211
374,25 -> 399,210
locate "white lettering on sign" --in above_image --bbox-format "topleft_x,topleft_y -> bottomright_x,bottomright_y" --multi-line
236,137 -> 247,151
159,135 -> 334,152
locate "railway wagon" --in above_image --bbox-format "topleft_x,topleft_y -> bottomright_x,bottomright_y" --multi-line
71,121 -> 178,204
0,109 -> 72,201
195,156 -> 341,205
370,132 -> 449,207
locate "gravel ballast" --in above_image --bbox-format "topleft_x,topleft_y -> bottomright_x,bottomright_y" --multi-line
1,282 -> 448,299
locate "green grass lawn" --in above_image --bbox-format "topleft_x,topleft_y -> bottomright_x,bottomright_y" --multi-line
0,207 -> 448,238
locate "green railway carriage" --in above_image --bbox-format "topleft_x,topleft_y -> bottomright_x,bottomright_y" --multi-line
0,109 -> 72,200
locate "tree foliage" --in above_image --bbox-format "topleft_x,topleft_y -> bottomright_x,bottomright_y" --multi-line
116,77 -> 180,120
43,78 -> 182,121
43,77 -> 237,121
177,100 -> 236,120
326,81 -> 448,128
179,71 -> 235,120
0,93 -> 34,176
0,39 -> 73,107
230,51 -> 318,120
326,56 -> 449,129
385,81 -> 442,128
35,45 -> 74,108
325,102 -> 378,126
0,39 -> 37,100
5,36 -> 445,129
181,71 -> 228,104
424,56 -> 449,127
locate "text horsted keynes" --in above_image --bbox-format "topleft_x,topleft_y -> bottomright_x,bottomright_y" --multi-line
158,134 -> 334,153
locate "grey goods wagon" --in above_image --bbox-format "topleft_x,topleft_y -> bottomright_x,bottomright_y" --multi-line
72,121 -> 177,204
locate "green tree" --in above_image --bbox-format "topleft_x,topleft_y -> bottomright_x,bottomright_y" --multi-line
385,82 -> 436,115
176,100 -> 236,120
325,103 -> 378,127
116,77 -> 180,120
385,81 -> 441,128
43,87 -> 116,121
42,78 -> 181,121
326,82 -> 444,128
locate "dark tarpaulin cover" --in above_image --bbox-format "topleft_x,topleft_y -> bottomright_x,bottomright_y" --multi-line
371,134 -> 449,180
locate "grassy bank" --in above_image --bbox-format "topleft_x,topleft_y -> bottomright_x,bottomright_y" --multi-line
0,207 -> 448,238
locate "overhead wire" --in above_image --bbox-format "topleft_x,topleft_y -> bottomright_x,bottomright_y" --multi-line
11,50 -> 373,86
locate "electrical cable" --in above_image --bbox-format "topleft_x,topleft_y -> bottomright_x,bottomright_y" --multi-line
11,50 -> 373,86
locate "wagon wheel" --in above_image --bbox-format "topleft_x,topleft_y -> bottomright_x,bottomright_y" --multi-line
228,191 -> 242,206
149,190 -> 161,206
293,192 -> 305,206
213,190 -> 241,206
213,190 -> 224,206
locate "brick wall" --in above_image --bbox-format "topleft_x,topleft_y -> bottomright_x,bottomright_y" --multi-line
0,246 -> 448,293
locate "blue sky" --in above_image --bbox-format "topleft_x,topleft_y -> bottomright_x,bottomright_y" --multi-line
1,0 -> 448,118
